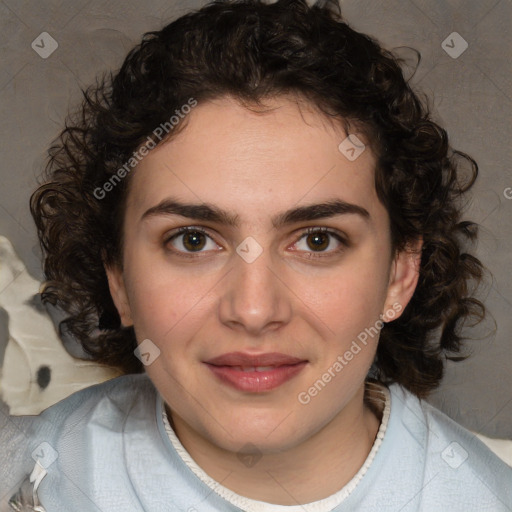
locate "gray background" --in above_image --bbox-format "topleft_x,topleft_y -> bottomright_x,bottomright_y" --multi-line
0,0 -> 510,438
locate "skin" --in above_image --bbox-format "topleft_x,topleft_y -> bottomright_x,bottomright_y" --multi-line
106,95 -> 421,505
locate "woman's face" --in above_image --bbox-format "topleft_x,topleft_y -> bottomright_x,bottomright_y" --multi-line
107,95 -> 419,455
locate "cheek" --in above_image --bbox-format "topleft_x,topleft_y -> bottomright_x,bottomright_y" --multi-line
300,258 -> 390,335
123,258 -> 217,346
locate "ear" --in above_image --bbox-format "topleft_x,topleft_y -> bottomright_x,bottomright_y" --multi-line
104,264 -> 134,327
382,238 -> 422,322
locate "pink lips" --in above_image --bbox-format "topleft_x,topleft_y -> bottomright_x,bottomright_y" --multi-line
204,352 -> 308,392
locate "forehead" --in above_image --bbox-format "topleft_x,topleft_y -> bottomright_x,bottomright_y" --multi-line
125,96 -> 382,223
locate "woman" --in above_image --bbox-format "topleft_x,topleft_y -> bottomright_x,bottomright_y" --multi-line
2,0 -> 510,509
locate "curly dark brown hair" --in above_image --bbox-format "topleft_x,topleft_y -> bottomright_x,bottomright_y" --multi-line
30,0 -> 485,398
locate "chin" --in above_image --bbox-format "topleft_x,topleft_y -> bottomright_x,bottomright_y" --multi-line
205,409 -> 309,453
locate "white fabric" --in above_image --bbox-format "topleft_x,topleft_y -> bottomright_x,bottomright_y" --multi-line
0,236 -> 119,416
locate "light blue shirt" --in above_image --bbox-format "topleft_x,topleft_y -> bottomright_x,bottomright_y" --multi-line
1,373 -> 510,511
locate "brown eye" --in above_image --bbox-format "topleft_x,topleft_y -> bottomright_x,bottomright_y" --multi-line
292,227 -> 347,257
305,232 -> 330,251
165,227 -> 220,255
182,230 -> 207,251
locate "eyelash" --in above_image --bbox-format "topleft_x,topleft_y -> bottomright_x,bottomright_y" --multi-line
164,226 -> 348,260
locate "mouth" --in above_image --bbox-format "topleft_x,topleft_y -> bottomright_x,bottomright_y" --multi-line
204,352 -> 308,392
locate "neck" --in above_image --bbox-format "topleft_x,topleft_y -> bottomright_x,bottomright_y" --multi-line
167,382 -> 385,505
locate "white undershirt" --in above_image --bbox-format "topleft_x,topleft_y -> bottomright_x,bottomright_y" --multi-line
161,383 -> 391,512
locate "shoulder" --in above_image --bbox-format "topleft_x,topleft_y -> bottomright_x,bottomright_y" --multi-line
27,372 -> 156,445
0,373 -> 155,500
35,372 -> 156,443
387,383 -> 512,509
40,372 -> 154,419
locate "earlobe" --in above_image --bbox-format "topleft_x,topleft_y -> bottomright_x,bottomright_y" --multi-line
382,239 -> 422,322
105,264 -> 134,327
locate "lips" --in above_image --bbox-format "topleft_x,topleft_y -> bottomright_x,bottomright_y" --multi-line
204,352 -> 308,392
205,352 -> 306,367
229,366 -> 280,372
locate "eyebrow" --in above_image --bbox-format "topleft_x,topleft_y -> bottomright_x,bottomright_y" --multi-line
141,197 -> 370,228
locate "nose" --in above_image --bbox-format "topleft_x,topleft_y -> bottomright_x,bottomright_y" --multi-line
218,247 -> 293,336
